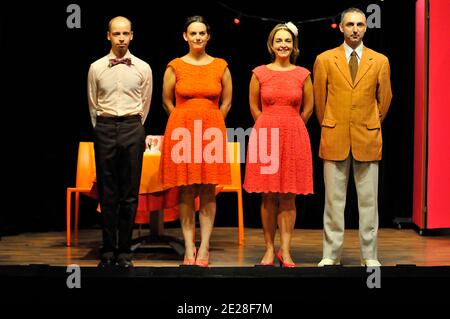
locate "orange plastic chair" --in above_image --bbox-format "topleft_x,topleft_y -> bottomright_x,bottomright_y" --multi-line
216,142 -> 245,245
66,142 -> 96,246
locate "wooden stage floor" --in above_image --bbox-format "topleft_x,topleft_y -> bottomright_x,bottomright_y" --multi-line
1,227 -> 450,302
1,227 -> 449,267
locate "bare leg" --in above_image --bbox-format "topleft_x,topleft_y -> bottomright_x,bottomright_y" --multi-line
179,185 -> 196,260
260,193 -> 278,264
197,184 -> 216,261
278,193 -> 296,265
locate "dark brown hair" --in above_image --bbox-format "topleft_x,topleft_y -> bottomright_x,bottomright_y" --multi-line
184,15 -> 211,34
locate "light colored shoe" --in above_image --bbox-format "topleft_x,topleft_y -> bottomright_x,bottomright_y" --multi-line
361,259 -> 381,267
318,258 -> 341,267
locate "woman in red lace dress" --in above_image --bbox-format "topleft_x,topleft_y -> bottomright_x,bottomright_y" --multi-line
243,23 -> 313,267
161,16 -> 232,267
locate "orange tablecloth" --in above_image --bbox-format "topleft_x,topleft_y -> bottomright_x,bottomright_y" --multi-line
135,152 -> 179,224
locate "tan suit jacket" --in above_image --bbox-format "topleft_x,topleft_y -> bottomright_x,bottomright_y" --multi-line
313,45 -> 392,161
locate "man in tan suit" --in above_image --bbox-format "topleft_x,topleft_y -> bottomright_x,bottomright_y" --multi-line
313,8 -> 392,267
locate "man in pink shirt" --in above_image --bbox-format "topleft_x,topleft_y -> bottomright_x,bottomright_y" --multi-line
87,16 -> 152,268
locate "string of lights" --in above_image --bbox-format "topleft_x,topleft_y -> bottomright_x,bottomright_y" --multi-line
217,1 -> 380,29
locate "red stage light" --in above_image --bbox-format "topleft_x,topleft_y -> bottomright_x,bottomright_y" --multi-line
331,23 -> 338,29
234,18 -> 241,25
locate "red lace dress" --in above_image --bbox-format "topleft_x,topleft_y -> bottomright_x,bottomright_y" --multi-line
243,65 -> 313,194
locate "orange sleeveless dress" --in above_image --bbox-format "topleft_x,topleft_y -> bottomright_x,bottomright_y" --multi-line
161,58 -> 231,187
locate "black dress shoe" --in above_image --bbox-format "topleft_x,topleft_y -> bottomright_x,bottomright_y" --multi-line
97,258 -> 117,268
117,259 -> 134,269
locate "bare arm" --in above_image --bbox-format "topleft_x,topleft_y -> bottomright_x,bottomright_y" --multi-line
300,75 -> 314,123
219,67 -> 233,119
162,66 -> 176,115
249,74 -> 262,121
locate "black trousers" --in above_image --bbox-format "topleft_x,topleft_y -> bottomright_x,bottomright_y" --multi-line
93,115 -> 145,260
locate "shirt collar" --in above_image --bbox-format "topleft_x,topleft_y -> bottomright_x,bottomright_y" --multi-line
343,42 -> 363,60
108,50 -> 132,60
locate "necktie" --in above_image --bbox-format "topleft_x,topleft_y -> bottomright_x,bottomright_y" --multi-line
109,58 -> 132,67
349,51 -> 358,83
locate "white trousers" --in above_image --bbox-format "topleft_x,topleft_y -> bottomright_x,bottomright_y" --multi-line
322,155 -> 379,261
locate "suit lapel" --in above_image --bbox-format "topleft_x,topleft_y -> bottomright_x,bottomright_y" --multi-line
354,47 -> 373,87
334,45 -> 353,87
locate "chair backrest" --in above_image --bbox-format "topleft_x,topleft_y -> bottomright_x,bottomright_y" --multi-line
226,142 -> 242,188
75,142 -> 96,188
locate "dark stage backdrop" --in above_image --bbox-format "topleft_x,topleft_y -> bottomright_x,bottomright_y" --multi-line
1,0 -> 415,235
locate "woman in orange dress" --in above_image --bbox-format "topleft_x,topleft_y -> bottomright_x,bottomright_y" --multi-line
243,23 -> 314,267
161,16 -> 232,267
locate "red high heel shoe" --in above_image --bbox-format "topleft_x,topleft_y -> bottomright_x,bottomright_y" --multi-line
195,251 -> 209,267
277,250 -> 296,268
182,247 -> 197,266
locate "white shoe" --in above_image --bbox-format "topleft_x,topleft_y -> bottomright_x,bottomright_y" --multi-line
318,258 -> 341,267
361,259 -> 381,267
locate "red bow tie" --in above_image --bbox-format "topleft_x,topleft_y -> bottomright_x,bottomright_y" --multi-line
109,58 -> 132,67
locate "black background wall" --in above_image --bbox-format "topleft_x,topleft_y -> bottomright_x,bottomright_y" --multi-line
1,0 -> 415,235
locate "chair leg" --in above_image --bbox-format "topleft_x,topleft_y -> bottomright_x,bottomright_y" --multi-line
66,189 -> 72,247
237,190 -> 244,246
74,192 -> 80,244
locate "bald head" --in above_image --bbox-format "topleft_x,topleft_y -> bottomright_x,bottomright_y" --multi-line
108,16 -> 132,32
107,16 -> 133,58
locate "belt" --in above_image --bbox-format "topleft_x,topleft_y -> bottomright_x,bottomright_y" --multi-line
97,114 -> 141,123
